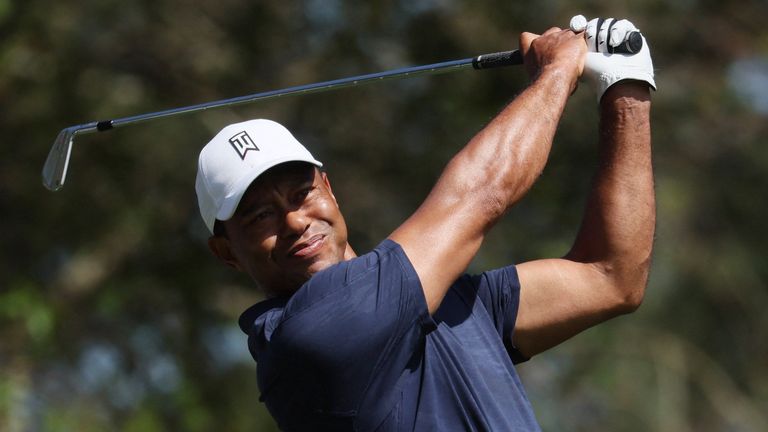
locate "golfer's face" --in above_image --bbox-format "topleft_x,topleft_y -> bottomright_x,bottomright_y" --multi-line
225,162 -> 348,294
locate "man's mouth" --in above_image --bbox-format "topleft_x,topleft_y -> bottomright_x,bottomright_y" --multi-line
288,235 -> 325,259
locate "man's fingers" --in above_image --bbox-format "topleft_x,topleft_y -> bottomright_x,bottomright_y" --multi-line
520,26 -> 571,55
519,32 -> 542,79
570,15 -> 588,33
519,31 -> 540,54
608,19 -> 639,47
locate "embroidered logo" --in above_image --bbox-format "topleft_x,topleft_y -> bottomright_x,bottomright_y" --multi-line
229,131 -> 259,160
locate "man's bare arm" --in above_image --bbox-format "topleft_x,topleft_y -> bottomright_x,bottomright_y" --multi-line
390,29 -> 586,314
514,82 -> 655,357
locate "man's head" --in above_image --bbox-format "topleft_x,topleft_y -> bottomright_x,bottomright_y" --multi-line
196,119 -> 354,296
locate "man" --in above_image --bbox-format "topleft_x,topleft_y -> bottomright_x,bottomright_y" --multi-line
196,16 -> 655,431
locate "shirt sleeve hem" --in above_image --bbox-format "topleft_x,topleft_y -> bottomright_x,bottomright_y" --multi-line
382,238 -> 435,330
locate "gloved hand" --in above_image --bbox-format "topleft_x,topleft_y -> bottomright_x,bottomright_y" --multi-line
570,15 -> 656,102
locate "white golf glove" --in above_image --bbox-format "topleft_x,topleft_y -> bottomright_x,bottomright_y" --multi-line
570,15 -> 656,102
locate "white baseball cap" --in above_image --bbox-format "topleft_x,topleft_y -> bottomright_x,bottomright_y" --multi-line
195,119 -> 323,233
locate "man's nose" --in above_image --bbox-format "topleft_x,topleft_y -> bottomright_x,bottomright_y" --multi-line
282,208 -> 310,236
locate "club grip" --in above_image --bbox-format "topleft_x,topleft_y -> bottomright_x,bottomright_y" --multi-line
472,50 -> 523,70
610,31 -> 643,54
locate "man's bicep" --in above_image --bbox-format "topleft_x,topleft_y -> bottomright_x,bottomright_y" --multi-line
513,258 -> 627,357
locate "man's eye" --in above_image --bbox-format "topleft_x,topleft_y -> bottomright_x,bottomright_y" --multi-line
254,210 -> 273,221
296,187 -> 314,200
248,209 -> 274,223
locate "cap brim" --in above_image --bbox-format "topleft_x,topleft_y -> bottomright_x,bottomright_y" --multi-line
215,156 -> 323,223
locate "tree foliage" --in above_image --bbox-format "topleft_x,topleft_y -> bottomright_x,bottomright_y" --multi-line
2,0 -> 767,430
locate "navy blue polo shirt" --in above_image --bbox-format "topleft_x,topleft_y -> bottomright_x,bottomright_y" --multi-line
239,239 -> 540,431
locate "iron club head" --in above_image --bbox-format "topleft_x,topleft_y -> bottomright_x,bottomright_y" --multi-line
42,127 -> 77,191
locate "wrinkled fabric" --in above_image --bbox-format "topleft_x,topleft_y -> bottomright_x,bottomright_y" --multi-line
239,240 -> 540,431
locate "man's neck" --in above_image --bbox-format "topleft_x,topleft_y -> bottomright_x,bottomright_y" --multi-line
344,244 -> 357,260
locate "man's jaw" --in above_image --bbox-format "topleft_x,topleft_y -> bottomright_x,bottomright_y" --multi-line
280,233 -> 336,281
262,232 -> 346,295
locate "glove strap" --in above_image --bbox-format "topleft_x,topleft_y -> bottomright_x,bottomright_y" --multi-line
607,19 -> 618,54
595,18 -> 605,51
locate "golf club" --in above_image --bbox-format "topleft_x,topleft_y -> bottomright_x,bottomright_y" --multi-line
42,30 -> 642,191
41,50 -> 522,191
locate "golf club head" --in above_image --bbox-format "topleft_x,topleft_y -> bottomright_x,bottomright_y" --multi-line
42,127 -> 76,191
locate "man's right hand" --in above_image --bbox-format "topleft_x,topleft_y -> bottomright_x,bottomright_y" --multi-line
519,27 -> 587,93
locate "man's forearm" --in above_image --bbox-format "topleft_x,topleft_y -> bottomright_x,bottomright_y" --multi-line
399,69 -> 574,313
567,82 -> 655,309
435,67 -> 574,225
390,29 -> 586,314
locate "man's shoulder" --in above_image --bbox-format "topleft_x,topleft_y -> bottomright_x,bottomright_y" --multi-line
285,239 -> 412,313
240,240 -> 433,430
238,239 -> 417,334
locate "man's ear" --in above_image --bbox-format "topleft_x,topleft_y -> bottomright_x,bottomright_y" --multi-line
320,171 -> 339,206
208,235 -> 243,271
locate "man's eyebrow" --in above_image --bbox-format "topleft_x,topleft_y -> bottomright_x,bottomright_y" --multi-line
237,194 -> 271,217
236,171 -> 315,215
282,172 -> 316,188
283,176 -> 310,185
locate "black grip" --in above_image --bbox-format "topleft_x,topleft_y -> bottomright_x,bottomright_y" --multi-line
610,31 -> 644,54
96,120 -> 114,131
472,50 -> 523,70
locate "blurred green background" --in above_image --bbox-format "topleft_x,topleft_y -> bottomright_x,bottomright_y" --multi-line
2,0 -> 767,430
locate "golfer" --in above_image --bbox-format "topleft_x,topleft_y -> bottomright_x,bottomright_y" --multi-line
196,16 -> 655,431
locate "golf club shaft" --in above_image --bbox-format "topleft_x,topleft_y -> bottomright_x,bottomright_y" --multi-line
42,50 -> 522,191
99,50 -> 522,131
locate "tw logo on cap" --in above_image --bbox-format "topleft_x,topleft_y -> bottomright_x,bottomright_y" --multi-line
229,131 -> 259,160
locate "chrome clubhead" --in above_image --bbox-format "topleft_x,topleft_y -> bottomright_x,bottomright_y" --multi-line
42,127 -> 77,191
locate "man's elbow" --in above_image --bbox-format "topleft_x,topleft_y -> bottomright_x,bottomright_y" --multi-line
616,282 -> 646,314
610,257 -> 651,315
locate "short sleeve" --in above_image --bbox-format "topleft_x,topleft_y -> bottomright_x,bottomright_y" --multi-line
260,239 -> 432,424
469,265 -> 529,364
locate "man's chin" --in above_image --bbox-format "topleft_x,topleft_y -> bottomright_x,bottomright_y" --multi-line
303,257 -> 339,277
269,249 -> 346,295
274,259 -> 335,292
